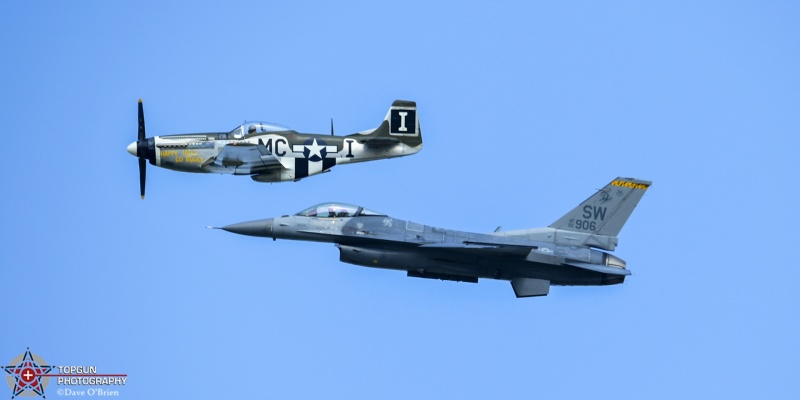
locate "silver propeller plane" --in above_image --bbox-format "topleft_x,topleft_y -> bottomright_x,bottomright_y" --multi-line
128,100 -> 422,198
212,177 -> 651,298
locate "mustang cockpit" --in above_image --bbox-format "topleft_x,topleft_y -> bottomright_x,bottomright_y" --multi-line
225,121 -> 292,139
296,203 -> 387,218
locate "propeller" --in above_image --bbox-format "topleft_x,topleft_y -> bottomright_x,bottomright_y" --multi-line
330,118 -> 334,136
129,99 -> 155,199
138,100 -> 146,199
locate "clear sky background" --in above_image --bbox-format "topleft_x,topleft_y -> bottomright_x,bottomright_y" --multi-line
2,1 -> 798,398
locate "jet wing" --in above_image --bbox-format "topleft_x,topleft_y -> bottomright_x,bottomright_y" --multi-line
562,261 -> 632,276
209,143 -> 283,174
419,242 -> 535,257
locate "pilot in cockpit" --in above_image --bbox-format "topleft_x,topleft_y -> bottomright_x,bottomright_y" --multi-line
248,125 -> 256,135
326,206 -> 350,217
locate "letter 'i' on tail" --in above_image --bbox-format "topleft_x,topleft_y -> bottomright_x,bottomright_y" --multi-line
386,100 -> 419,135
549,177 -> 652,238
381,100 -> 422,148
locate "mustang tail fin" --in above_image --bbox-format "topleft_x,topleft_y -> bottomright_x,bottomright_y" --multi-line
384,100 -> 420,137
349,100 -> 422,149
549,177 -> 651,238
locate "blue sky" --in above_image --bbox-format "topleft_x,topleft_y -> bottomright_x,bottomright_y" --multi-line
2,1 -> 798,398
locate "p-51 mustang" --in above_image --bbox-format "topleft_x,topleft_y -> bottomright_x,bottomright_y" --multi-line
212,177 -> 651,298
127,100 -> 422,198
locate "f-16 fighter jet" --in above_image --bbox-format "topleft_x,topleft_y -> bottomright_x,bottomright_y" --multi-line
213,177 -> 651,298
128,100 -> 422,198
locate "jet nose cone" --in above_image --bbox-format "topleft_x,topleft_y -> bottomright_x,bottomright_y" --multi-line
221,218 -> 274,238
127,141 -> 138,157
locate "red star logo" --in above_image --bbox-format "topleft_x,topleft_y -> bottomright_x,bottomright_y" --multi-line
4,348 -> 52,399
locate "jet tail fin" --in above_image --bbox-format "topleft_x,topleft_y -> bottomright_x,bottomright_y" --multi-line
549,177 -> 651,238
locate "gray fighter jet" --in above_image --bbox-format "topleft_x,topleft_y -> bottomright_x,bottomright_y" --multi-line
213,177 -> 651,298
128,100 -> 422,198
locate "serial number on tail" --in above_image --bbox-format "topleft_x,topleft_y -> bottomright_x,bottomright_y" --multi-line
569,219 -> 596,231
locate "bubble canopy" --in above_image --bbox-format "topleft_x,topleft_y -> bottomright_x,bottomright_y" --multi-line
296,203 -> 387,218
228,121 -> 292,139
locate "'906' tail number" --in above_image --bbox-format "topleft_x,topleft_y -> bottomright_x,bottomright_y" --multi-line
570,219 -> 596,231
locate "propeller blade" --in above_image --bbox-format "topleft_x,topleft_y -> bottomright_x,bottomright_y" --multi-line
330,118 -> 334,136
139,158 -> 146,199
137,99 -> 147,199
138,99 -> 145,140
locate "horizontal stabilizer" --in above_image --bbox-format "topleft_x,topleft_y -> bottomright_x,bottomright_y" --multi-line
511,278 -> 550,297
563,262 -> 632,276
358,137 -> 401,148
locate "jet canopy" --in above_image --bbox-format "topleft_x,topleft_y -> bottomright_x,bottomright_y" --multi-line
228,121 -> 292,139
296,203 -> 387,218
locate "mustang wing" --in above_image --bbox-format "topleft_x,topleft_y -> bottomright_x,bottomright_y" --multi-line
209,143 -> 283,174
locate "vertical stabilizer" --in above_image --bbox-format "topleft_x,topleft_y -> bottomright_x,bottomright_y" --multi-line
549,177 -> 651,238
349,100 -> 422,149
